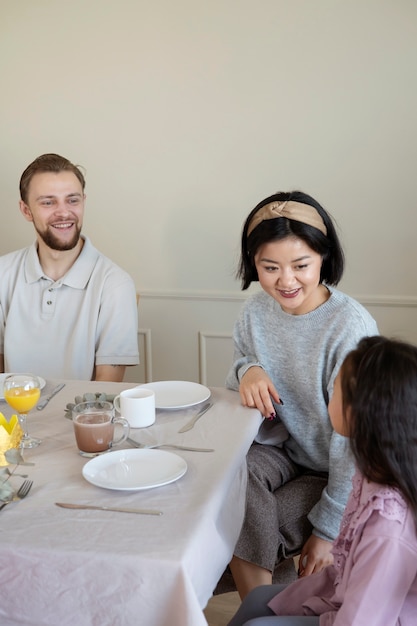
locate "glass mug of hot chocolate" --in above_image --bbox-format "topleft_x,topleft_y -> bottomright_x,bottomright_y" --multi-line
72,401 -> 130,457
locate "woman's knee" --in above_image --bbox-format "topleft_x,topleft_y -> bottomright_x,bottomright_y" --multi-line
246,445 -> 295,488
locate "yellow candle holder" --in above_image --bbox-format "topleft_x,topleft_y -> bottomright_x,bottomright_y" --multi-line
0,413 -> 23,466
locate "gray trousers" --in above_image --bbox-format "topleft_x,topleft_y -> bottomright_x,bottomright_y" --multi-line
234,444 -> 328,572
227,585 -> 320,626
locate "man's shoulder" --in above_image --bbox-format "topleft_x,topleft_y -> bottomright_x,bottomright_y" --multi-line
81,240 -> 135,294
0,246 -> 31,271
77,238 -> 131,278
93,250 -> 133,282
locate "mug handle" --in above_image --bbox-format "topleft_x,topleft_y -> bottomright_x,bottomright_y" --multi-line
110,416 -> 130,447
113,395 -> 121,413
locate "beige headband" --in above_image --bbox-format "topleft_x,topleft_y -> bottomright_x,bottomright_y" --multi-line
247,200 -> 327,237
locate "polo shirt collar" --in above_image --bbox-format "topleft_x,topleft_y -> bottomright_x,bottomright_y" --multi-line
24,236 -> 100,289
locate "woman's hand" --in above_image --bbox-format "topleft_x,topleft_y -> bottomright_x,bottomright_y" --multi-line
239,366 -> 281,418
298,534 -> 334,578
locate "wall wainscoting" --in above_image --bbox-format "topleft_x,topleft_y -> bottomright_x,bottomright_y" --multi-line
124,291 -> 417,386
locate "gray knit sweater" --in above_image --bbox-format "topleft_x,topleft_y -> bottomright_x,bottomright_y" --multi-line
225,286 -> 379,541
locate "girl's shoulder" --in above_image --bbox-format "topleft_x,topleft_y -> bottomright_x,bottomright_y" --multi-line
360,479 -> 409,525
334,475 -> 413,578
339,473 -> 413,545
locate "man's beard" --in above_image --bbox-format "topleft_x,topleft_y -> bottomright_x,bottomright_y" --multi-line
35,224 -> 82,251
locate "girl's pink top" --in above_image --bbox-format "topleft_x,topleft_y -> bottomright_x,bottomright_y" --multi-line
268,471 -> 417,625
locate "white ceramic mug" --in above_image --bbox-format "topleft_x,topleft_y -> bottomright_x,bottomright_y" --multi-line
113,387 -> 156,428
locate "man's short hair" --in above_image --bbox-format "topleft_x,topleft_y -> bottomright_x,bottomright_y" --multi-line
19,153 -> 86,203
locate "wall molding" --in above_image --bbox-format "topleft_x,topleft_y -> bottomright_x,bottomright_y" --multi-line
358,295 -> 417,308
198,331 -> 233,386
138,328 -> 152,382
140,289 -> 417,308
140,289 -> 248,303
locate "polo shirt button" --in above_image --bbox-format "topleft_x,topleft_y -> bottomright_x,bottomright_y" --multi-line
48,288 -> 53,292
47,300 -> 52,305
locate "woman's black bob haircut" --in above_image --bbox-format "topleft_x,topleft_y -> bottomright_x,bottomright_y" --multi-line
237,190 -> 344,290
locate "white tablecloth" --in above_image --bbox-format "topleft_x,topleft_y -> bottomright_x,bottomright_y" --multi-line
0,381 -> 261,626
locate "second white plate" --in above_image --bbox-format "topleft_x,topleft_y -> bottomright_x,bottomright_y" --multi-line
141,380 -> 210,409
82,448 -> 188,491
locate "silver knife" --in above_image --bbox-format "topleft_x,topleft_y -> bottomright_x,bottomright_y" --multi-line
178,402 -> 212,433
55,502 -> 162,516
37,383 -> 66,410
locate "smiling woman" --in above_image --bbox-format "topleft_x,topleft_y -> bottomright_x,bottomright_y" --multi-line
224,190 -> 379,600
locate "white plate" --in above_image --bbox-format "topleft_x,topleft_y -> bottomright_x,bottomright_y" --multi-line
0,373 -> 46,400
82,448 -> 188,491
141,381 -> 211,409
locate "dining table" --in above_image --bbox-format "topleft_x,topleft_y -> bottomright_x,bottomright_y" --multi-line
0,379 -> 262,626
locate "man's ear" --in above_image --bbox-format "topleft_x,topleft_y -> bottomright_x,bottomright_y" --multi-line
19,200 -> 34,222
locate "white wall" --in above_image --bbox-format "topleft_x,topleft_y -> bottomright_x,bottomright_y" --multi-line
1,1 -> 416,385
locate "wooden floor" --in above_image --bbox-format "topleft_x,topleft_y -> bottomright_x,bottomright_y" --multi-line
204,592 -> 241,626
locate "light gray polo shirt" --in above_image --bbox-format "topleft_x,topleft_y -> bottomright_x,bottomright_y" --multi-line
0,237 -> 139,380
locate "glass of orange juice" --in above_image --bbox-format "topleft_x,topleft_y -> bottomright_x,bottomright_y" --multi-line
3,374 -> 41,448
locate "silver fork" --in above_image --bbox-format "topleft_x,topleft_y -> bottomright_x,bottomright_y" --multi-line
0,479 -> 33,511
127,437 -> 214,452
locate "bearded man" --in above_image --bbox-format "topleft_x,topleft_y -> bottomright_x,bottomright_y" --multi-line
0,153 -> 139,381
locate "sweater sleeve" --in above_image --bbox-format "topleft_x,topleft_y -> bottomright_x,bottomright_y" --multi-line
308,431 -> 355,541
225,304 -> 263,390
